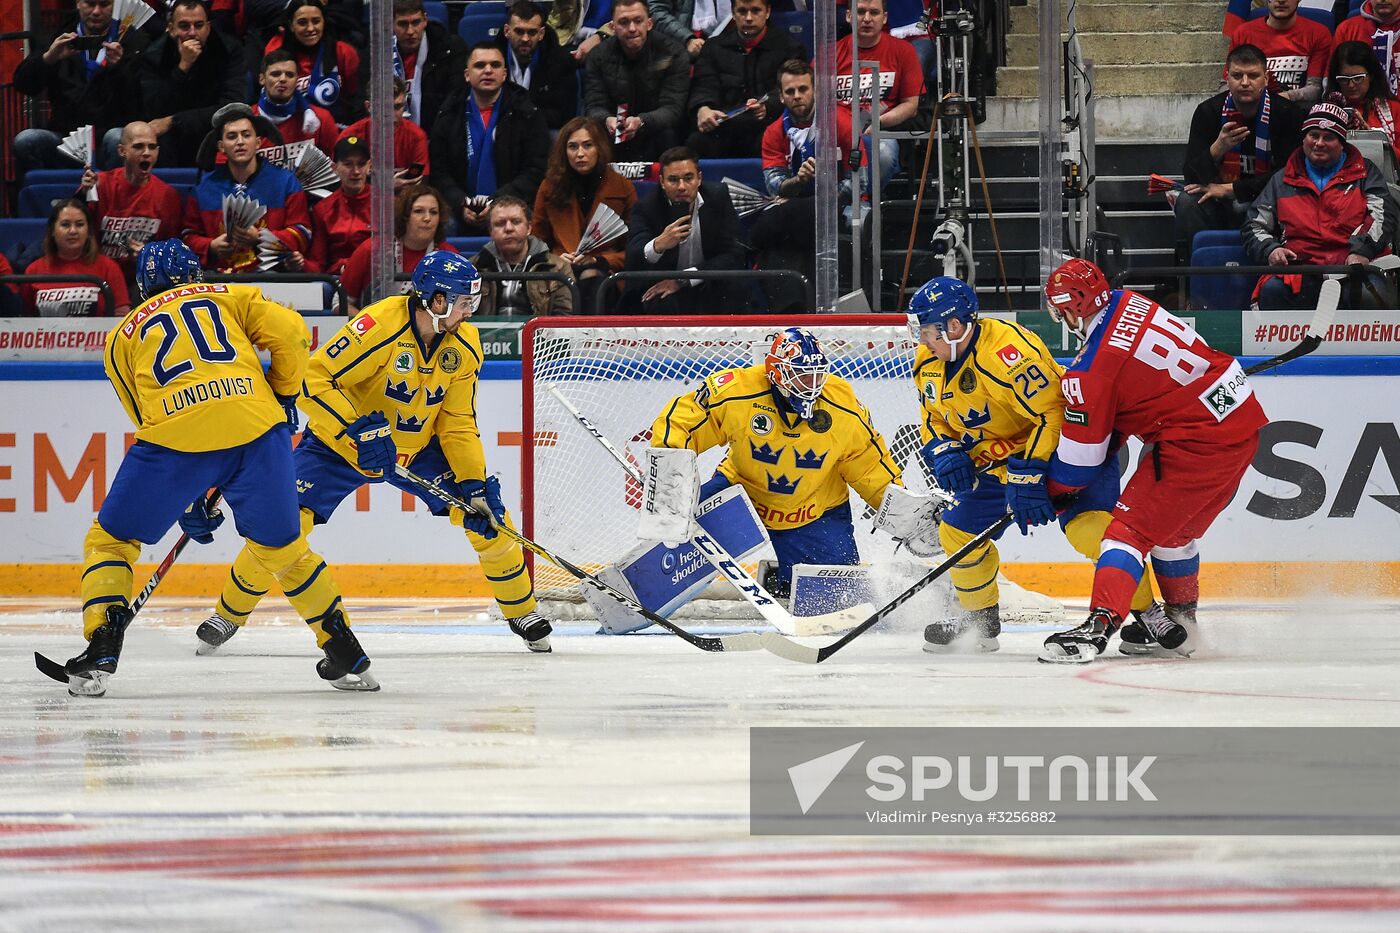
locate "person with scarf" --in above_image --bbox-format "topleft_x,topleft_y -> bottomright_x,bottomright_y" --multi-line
13,0 -> 151,175
252,49 -> 339,157
1334,0 -> 1400,96
1328,40 -> 1400,164
263,0 -> 363,123
428,42 -> 550,233
1175,43 -> 1306,266
368,0 -> 467,136
752,60 -> 861,311
532,116 -> 636,311
684,0 -> 805,158
496,0 -> 580,131
1245,101 -> 1396,310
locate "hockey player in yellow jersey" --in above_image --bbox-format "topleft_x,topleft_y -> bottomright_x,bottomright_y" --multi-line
60,239 -> 371,697
648,326 -> 916,597
908,276 -> 1157,653
193,251 -> 553,655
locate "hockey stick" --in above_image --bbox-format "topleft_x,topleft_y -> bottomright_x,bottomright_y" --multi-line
545,383 -> 874,637
1243,275 -> 1341,376
36,489 -> 224,683
757,511 -> 1015,665
393,465 -> 763,654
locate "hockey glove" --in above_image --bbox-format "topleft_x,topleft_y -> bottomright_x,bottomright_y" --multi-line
276,393 -> 301,432
347,412 -> 396,473
178,495 -> 225,544
921,438 -> 975,495
1005,456 -> 1056,534
459,475 -> 506,539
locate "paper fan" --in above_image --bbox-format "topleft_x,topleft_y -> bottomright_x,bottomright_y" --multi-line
465,194 -> 493,214
574,203 -> 628,254
57,125 -> 95,167
1147,173 -> 1186,195
293,145 -> 340,199
257,229 -> 291,271
114,0 -> 157,38
222,192 -> 267,235
722,176 -> 778,217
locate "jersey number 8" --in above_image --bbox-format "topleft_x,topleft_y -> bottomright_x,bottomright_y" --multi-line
140,298 -> 239,387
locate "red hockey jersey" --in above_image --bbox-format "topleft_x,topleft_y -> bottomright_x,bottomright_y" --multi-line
1049,289 -> 1268,491
85,169 -> 183,273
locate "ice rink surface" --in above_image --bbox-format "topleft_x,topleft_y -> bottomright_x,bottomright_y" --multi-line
1,595 -> 1398,932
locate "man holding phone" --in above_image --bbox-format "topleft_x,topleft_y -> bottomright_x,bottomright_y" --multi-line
13,0 -> 151,175
1175,43 -> 1306,267
339,75 -> 431,194
622,146 -> 747,313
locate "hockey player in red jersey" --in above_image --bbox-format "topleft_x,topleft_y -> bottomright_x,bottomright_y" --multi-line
1039,258 -> 1269,663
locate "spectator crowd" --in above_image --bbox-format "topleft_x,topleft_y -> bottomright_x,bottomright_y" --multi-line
1179,0 -> 1400,308
1,0 -> 945,316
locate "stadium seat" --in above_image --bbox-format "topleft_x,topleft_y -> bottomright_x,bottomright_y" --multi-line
1189,243 -> 1253,311
0,218 -> 48,258
18,184 -> 80,218
632,179 -> 658,202
423,0 -> 449,26
1191,229 -> 1243,253
457,2 -> 507,43
446,236 -> 491,255
773,9 -> 814,57
153,167 -> 200,187
699,158 -> 764,194
21,169 -> 82,188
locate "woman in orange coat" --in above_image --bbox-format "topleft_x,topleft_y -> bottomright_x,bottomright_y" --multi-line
532,116 -> 637,313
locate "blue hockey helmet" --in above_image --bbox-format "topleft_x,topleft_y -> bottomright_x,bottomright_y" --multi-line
764,326 -> 829,420
411,251 -> 482,333
907,276 -> 979,360
136,238 -> 203,301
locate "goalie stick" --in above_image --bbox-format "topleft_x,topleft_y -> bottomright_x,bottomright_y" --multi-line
36,489 -> 224,684
757,512 -> 1016,665
544,383 -> 874,637
393,465 -> 763,654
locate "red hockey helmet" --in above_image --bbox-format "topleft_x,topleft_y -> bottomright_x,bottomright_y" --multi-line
1044,257 -> 1111,339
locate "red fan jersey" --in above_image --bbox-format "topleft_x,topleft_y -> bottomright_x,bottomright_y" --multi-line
1226,16 -> 1332,92
1050,289 -> 1268,492
85,170 -> 183,273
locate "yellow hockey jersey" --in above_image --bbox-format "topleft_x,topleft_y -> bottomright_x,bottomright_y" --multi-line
104,282 -> 308,452
913,317 -> 1065,479
650,364 -> 900,530
302,295 -> 487,481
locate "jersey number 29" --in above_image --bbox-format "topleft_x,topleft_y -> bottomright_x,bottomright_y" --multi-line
1133,307 -> 1209,386
140,298 -> 238,386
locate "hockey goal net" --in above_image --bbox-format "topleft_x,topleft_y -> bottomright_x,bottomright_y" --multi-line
520,315 -> 1061,623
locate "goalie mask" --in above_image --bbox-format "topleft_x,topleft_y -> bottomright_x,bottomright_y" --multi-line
1044,257 -> 1111,342
907,276 -> 979,361
411,251 -> 482,333
136,238 -> 203,301
765,327 -> 829,420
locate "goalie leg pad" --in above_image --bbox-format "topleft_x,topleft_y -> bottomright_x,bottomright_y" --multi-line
638,447 -> 701,546
790,564 -> 872,617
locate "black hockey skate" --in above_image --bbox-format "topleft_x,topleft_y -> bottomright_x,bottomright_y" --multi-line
1039,608 -> 1121,664
509,611 -> 553,653
1119,602 -> 1195,658
195,613 -> 239,656
923,605 -> 1000,654
316,611 -> 380,691
64,604 -> 132,697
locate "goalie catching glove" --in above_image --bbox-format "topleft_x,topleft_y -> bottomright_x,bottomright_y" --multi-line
873,483 -> 947,558
637,447 -> 701,547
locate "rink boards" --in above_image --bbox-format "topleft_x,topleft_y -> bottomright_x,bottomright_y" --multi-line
0,357 -> 1397,600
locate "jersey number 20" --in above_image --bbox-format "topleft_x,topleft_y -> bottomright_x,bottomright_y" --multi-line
140,298 -> 238,386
